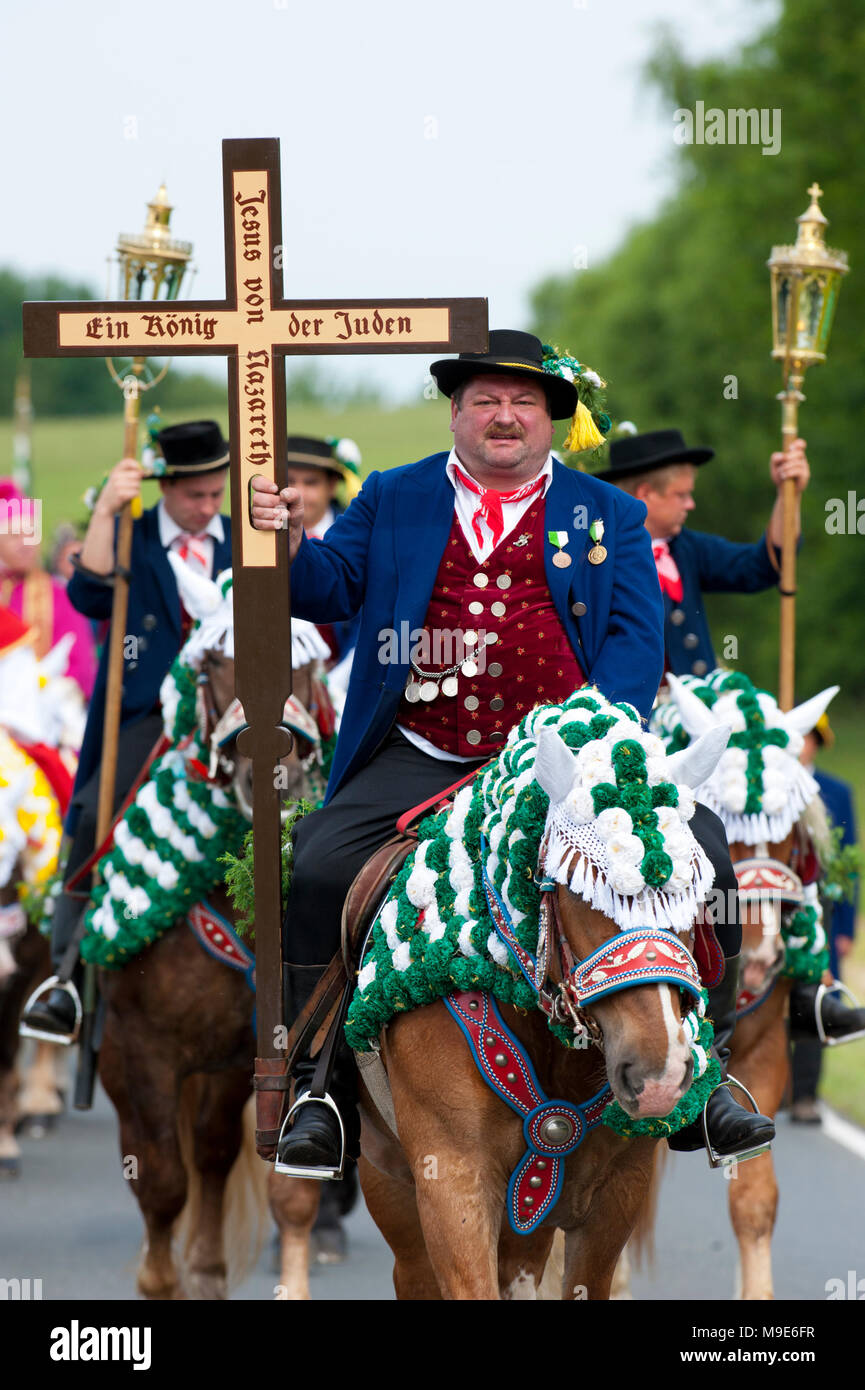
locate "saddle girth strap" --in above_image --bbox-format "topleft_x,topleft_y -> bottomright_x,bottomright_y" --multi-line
444,989 -> 610,1235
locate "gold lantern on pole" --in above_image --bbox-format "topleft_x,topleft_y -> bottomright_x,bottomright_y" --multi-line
768,183 -> 848,710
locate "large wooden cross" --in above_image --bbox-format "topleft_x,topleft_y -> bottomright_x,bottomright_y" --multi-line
23,137 -> 487,1153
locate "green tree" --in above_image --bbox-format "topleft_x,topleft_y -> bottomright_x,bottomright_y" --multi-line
532,0 -> 865,698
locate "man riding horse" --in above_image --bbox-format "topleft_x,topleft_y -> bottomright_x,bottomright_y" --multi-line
22,421 -> 233,1039
602,428 -> 865,1046
250,329 -> 774,1178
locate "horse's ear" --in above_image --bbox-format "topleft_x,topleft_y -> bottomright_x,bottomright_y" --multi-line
783,685 -> 840,739
166,551 -> 223,621
665,723 -> 731,789
39,633 -> 75,680
665,673 -> 716,740
534,727 -> 578,805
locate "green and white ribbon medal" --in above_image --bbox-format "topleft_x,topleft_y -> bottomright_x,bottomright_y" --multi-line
588,519 -> 607,565
548,529 -> 572,569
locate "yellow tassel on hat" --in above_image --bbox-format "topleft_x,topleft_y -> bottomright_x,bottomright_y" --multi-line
563,400 -> 605,454
341,471 -> 362,502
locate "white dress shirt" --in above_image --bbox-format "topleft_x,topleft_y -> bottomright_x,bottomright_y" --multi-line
158,500 -> 224,580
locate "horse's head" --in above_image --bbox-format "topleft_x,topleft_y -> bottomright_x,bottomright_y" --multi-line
166,553 -> 332,820
531,715 -> 731,1120
657,671 -> 839,1004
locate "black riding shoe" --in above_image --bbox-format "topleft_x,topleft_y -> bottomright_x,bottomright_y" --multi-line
789,981 -> 865,1045
20,982 -> 80,1044
669,953 -> 775,1161
274,1089 -> 345,1180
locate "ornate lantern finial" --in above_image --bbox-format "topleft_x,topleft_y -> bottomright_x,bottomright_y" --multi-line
115,183 -> 194,301
768,183 -> 848,369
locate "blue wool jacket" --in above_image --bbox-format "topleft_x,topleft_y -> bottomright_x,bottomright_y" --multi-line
290,452 -> 665,802
814,769 -> 858,979
666,529 -> 781,676
67,505 -> 232,806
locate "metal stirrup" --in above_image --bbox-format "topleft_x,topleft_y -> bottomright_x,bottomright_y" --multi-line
19,975 -> 83,1046
815,981 -> 865,1048
701,1075 -> 773,1170
273,1090 -> 346,1181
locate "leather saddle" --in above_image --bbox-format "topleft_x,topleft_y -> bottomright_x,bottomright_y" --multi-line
283,832 -> 415,1071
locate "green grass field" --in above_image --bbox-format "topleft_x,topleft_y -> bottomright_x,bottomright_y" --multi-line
0,399 -> 454,541
3,403 -> 863,1123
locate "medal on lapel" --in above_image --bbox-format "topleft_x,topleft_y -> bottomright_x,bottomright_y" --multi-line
548,530 -> 572,569
588,519 -> 607,565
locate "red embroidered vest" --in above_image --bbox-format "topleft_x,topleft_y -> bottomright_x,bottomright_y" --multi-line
398,499 -> 584,756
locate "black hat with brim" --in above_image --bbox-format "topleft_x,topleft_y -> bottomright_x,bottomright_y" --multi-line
155,421 -> 230,476
430,329 -> 578,421
594,428 -> 714,482
286,435 -> 343,477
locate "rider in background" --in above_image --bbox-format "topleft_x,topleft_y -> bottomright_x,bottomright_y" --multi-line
21,422 -> 231,1040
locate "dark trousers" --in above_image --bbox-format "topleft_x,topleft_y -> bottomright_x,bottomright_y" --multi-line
51,713 -> 164,973
283,728 -> 741,981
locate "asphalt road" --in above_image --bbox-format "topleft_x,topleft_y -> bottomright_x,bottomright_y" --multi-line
2,1074 -> 863,1302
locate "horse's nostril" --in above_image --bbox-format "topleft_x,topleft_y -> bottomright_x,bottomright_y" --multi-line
618,1062 -> 643,1101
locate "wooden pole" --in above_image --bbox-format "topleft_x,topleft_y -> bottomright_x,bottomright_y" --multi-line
777,365 -> 804,712
73,368 -> 143,1110
94,371 -> 143,845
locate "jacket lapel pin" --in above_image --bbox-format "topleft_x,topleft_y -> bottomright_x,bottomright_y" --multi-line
588,519 -> 607,565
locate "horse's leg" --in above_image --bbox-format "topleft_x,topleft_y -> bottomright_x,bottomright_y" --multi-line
560,1140 -> 658,1300
727,1015 -> 789,1301
359,1154 -> 443,1300
183,1069 -> 251,1300
0,1047 -> 20,1177
100,1023 -> 188,1301
18,1041 -> 65,1136
498,1226 -> 557,1299
384,1008 -> 515,1300
268,1172 -> 321,1301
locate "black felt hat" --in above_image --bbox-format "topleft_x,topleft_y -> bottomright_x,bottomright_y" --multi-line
155,421 -> 230,476
286,435 -> 343,476
594,428 -> 714,482
430,329 -> 578,420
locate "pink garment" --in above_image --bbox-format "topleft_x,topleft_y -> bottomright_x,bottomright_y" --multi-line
5,577 -> 97,699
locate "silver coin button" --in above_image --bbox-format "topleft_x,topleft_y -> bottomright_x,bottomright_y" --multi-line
490,697 -> 505,712
491,601 -> 506,617
485,632 -> 498,645
466,729 -> 482,746
488,662 -> 503,678
463,630 -> 478,647
496,575 -> 511,590
489,731 -> 505,743
473,574 -> 489,588
464,695 -> 479,711
468,601 -> 484,616
461,660 -> 478,678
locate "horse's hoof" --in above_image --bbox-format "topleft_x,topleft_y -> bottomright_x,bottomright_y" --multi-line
310,1221 -> 348,1265
16,1112 -> 58,1139
0,1156 -> 21,1179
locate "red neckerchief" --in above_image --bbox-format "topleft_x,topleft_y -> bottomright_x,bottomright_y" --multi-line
652,538 -> 684,602
452,464 -> 546,550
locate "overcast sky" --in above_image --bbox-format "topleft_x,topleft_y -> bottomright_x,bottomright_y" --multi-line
3,0 -> 772,401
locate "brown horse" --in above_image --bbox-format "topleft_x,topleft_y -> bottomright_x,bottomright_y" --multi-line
97,632 -> 331,1298
648,672 -> 840,1301
0,745 -> 66,1177
270,713 -> 731,1300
